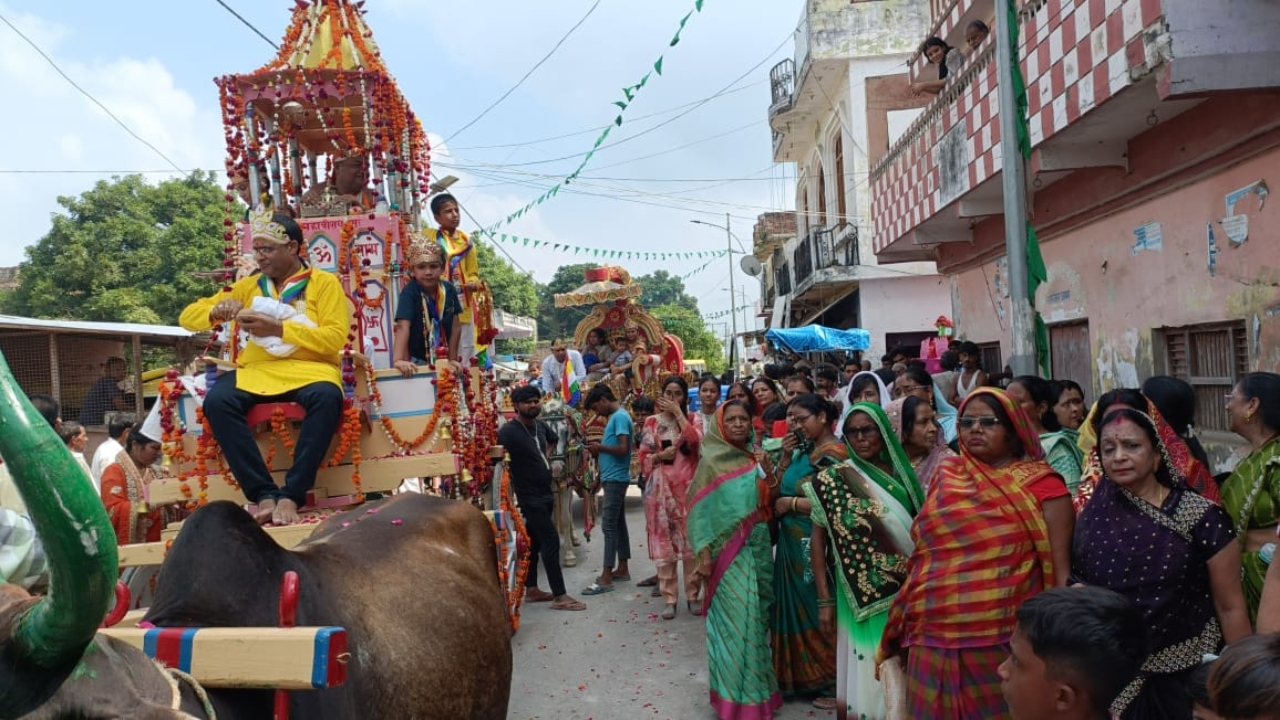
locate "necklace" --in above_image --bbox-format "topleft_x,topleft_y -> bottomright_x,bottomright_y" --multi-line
521,418 -> 550,469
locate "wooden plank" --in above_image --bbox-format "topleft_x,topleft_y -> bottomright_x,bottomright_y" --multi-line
99,626 -> 348,689
117,541 -> 168,568
147,453 -> 460,506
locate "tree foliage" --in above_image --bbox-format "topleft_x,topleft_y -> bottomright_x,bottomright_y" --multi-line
475,240 -> 539,355
634,270 -> 697,312
4,173 -> 228,324
650,303 -> 725,374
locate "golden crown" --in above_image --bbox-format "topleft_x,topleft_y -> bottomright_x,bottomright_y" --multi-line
248,204 -> 291,245
405,231 -> 443,266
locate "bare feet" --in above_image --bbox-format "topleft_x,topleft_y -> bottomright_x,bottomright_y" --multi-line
252,499 -> 277,525
272,498 -> 301,525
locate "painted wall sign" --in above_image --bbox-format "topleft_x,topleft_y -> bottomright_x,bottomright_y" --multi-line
1047,290 -> 1071,304
1132,221 -> 1164,255
1219,214 -> 1249,246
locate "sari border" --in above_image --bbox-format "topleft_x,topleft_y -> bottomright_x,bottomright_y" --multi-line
709,689 -> 783,720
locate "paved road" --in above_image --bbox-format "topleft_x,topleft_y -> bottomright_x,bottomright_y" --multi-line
508,487 -> 833,720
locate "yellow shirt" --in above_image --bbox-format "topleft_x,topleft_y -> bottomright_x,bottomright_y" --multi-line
179,270 -> 350,396
436,228 -> 479,324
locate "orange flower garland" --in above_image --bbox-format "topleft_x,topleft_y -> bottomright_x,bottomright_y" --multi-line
494,460 -> 531,632
367,363 -> 457,452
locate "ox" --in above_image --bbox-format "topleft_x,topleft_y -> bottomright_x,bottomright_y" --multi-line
0,356 -> 511,719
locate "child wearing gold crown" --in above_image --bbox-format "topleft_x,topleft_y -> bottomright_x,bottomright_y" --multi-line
392,233 -> 463,376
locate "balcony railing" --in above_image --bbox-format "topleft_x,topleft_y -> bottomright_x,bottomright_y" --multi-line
769,58 -> 795,113
792,227 -> 844,290
775,262 -> 792,296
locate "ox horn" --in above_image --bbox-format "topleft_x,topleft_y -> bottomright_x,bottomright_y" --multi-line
0,353 -> 117,673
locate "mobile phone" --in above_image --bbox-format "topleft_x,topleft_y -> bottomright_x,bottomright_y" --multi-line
771,420 -> 789,438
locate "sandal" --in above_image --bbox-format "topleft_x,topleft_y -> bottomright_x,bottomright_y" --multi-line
687,599 -> 704,616
524,589 -> 555,603
611,574 -> 631,582
582,582 -> 615,596
550,598 -> 587,611
661,603 -> 677,620
651,586 -> 661,597
637,576 -> 659,587
812,697 -> 839,711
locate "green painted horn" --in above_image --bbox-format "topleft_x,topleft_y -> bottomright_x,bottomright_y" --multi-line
0,351 -> 117,669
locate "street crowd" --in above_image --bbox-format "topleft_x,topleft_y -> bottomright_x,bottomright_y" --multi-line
514,342 -> 1280,720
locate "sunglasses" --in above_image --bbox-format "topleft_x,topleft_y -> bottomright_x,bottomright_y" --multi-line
844,426 -> 880,438
958,416 -> 1001,429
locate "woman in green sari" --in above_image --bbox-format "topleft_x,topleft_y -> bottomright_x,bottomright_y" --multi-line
689,400 -> 784,719
1008,376 -> 1083,495
804,402 -> 925,719
1222,371 -> 1280,622
770,393 -> 845,705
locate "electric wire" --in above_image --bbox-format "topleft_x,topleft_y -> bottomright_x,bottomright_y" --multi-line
212,0 -> 278,49
442,0 -> 603,145
0,12 -> 187,174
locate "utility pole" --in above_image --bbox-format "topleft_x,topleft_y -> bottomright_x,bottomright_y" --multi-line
996,0 -> 1037,376
726,213 -> 738,373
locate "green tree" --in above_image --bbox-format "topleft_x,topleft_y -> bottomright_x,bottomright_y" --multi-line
535,263 -> 598,343
651,303 -> 725,374
635,270 -> 698,312
5,173 -> 228,323
475,240 -> 538,355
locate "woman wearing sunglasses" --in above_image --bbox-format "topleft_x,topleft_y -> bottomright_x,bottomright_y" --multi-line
878,388 -> 1075,719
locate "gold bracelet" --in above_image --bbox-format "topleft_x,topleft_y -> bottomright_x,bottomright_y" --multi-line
790,496 -> 798,513
766,475 -> 780,489
816,597 -> 835,608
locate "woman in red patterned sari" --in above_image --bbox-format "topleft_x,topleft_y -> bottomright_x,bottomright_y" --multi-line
879,388 -> 1074,719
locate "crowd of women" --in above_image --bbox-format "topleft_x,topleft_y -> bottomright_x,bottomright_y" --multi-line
629,353 -> 1280,720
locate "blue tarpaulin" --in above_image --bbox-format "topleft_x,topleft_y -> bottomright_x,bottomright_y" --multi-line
765,326 -> 871,353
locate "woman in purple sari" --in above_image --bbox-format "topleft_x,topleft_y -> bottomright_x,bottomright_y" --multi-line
689,400 -> 783,719
1072,407 -> 1251,719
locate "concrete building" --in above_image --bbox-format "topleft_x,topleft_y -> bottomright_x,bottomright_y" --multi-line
866,0 -> 1280,465
763,0 -> 951,361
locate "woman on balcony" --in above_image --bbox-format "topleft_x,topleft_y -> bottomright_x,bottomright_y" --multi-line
911,37 -> 964,96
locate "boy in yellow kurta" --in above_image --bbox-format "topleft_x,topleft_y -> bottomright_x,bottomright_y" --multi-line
430,193 -> 481,365
179,207 -> 348,525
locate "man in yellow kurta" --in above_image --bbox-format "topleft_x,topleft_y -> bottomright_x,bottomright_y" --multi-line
431,193 -> 481,365
179,207 -> 347,525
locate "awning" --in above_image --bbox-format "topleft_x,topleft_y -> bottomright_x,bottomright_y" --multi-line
765,326 -> 871,353
492,309 -> 537,340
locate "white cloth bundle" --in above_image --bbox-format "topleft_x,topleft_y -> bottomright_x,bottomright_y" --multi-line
246,296 -> 315,357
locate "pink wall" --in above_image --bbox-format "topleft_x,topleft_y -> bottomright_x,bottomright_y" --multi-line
953,146 -> 1280,391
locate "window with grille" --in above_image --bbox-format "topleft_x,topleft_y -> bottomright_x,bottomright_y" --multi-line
1160,321 -> 1247,432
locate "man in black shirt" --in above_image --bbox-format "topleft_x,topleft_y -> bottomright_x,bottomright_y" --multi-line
497,385 -> 585,611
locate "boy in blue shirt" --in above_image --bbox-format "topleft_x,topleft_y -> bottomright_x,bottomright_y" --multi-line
393,236 -> 463,375
583,384 -> 632,595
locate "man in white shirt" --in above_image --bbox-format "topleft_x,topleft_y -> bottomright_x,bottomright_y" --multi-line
90,413 -> 136,494
539,338 -> 586,398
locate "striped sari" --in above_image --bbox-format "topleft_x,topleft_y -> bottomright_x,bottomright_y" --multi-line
880,388 -> 1067,719
688,405 -> 782,720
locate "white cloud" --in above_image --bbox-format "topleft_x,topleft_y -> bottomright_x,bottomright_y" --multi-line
0,4 -> 223,266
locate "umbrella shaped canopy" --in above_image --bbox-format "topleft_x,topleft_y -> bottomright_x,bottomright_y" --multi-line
553,280 -> 643,308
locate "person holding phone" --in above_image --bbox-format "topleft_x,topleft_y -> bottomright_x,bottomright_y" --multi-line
770,393 -> 847,709
637,377 -> 703,619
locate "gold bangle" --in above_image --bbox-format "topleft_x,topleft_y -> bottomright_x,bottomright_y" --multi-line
816,597 -> 835,608
790,496 -> 799,513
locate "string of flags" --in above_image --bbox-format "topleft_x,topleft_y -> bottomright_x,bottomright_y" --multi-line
680,257 -> 717,279
486,232 -> 727,261
474,0 -> 708,241
704,304 -> 752,320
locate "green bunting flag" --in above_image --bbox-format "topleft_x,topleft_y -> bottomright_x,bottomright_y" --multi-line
477,229 -> 729,262
475,0 -> 707,243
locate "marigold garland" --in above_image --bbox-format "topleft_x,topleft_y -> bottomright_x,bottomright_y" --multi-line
495,460 -> 531,632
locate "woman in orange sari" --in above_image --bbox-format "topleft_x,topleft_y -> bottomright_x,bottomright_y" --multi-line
100,431 -> 165,545
879,388 -> 1074,719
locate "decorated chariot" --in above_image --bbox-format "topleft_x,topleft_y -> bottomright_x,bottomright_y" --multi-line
540,265 -> 685,564
96,1 -> 527,710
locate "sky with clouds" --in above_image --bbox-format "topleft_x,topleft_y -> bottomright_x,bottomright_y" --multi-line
0,0 -> 801,330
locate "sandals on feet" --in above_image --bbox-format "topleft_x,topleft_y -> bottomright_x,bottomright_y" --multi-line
812,697 -> 839,711
582,582 -> 615,596
636,576 -> 659,587
661,604 -> 677,620
650,586 -> 661,597
687,599 -> 704,616
551,598 -> 587,611
524,589 -> 554,603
